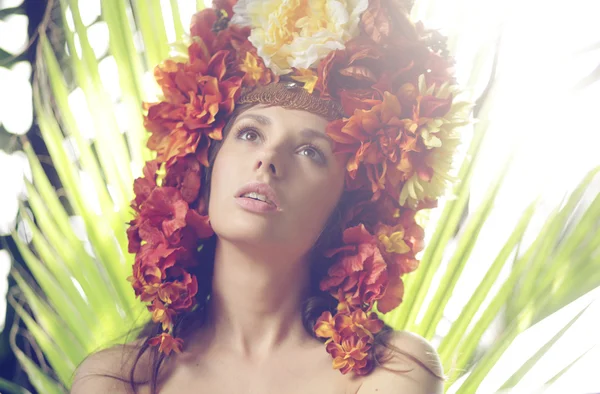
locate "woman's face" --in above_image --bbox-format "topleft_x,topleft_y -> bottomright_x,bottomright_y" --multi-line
208,104 -> 347,257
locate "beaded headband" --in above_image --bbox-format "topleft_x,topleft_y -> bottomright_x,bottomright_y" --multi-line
237,81 -> 347,121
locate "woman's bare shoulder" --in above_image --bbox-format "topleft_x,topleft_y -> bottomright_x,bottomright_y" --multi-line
70,339 -> 149,394
357,330 -> 445,394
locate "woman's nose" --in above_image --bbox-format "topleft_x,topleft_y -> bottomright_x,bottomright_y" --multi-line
254,150 -> 282,178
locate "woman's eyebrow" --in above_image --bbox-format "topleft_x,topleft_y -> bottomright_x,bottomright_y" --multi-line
236,113 -> 271,125
299,128 -> 334,148
236,113 -> 333,148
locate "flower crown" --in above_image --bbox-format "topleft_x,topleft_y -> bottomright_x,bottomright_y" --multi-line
127,0 -> 471,376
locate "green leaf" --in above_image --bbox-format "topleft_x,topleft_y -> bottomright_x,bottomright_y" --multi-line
26,96 -> 134,316
58,0 -> 135,208
437,198 -> 538,363
0,7 -> 25,20
11,344 -> 66,394
10,231 -> 94,348
170,0 -> 186,39
510,166 -> 600,317
10,267 -> 87,361
455,302 -> 536,393
99,0 -> 152,166
130,0 -> 171,68
0,377 -> 32,394
499,302 -> 592,389
9,288 -> 76,386
23,180 -> 123,324
544,346 -> 595,387
419,152 -> 514,340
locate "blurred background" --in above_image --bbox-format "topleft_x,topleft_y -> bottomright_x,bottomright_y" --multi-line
0,0 -> 599,393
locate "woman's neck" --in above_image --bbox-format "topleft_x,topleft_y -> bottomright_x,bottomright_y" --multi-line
202,238 -> 315,361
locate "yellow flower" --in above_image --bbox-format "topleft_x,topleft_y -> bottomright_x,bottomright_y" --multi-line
239,52 -> 264,84
231,0 -> 369,75
378,229 -> 411,255
399,75 -> 473,208
291,68 -> 319,93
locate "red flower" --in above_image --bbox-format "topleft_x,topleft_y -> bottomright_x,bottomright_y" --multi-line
320,225 -> 388,312
341,193 -> 405,232
131,160 -> 159,213
315,37 -> 384,109
376,275 -> 405,314
163,154 -> 203,203
213,0 -> 237,18
148,333 -> 184,355
135,239 -> 182,276
131,262 -> 198,309
162,267 -> 199,312
360,0 -> 418,46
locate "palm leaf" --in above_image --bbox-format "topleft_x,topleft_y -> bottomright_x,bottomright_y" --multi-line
0,377 -> 33,394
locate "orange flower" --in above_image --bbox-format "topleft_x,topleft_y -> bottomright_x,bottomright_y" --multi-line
189,10 -> 276,87
144,51 -> 243,167
315,309 -> 384,343
327,91 -> 422,201
326,334 -> 372,375
314,311 -> 342,343
148,298 -> 177,331
321,224 -> 388,311
148,333 -> 184,356
347,309 -> 384,340
128,263 -> 162,302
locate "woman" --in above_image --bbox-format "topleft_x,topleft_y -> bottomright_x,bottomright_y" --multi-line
71,0 -> 464,392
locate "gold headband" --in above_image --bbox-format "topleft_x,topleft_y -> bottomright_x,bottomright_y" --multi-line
237,81 -> 346,121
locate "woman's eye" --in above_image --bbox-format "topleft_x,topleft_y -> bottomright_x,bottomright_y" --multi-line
299,146 -> 326,163
300,147 -> 317,158
237,128 -> 260,141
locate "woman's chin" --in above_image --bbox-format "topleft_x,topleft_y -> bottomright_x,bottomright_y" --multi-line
214,223 -> 285,245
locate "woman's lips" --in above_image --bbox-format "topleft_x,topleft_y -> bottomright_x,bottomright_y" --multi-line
235,197 -> 279,213
235,182 -> 280,208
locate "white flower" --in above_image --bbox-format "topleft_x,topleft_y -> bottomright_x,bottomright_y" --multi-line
231,0 -> 369,75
